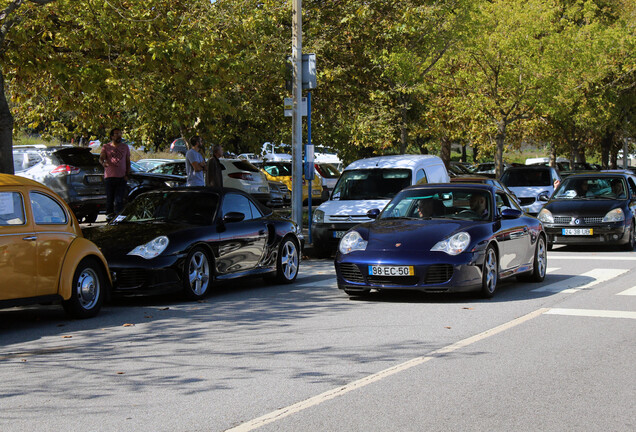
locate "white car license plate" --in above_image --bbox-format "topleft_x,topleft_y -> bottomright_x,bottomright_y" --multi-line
368,265 -> 414,276
562,228 -> 593,236
86,175 -> 103,184
333,231 -> 346,238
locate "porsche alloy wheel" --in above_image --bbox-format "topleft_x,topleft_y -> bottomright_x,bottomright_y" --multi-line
480,246 -> 498,298
266,236 -> 299,284
183,247 -> 211,300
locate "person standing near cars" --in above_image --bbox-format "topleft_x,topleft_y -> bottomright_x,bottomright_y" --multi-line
185,136 -> 207,187
207,144 -> 224,187
99,128 -> 130,220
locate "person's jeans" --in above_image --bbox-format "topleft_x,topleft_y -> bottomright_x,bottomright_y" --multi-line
105,177 -> 128,217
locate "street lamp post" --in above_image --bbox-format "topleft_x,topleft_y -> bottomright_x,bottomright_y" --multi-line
291,0 -> 303,227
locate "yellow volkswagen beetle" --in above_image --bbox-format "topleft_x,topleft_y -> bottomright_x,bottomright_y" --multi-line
0,174 -> 110,318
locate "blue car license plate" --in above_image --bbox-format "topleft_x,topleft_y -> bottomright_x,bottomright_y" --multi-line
368,265 -> 414,276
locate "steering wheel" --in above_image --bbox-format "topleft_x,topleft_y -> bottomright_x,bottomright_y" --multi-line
458,209 -> 478,217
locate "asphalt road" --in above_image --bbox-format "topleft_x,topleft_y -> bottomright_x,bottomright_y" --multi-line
1,245 -> 634,431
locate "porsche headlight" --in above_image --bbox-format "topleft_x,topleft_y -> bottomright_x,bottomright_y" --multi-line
431,232 -> 471,256
602,208 -> 624,222
128,236 -> 169,259
339,231 -> 367,254
538,208 -> 554,223
313,209 -> 324,224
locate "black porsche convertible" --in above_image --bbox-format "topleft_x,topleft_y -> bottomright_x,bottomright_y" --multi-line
83,187 -> 303,299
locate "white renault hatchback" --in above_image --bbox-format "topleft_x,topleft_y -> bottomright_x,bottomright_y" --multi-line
311,154 -> 450,255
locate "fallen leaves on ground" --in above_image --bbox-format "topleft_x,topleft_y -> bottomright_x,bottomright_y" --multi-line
123,323 -> 135,327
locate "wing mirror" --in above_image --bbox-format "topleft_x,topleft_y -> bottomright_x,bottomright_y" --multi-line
366,208 -> 381,219
538,192 -> 550,202
222,212 -> 245,223
501,208 -> 522,219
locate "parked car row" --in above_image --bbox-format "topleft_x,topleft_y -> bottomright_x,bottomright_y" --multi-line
4,151 -> 635,320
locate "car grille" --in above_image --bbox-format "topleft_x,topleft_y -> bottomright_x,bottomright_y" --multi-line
519,197 -> 535,206
115,269 -> 146,288
328,215 -> 371,223
553,216 -> 603,224
425,264 -> 453,284
339,263 -> 364,283
367,275 -> 419,285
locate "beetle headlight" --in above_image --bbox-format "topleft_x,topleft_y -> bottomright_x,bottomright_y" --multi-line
538,209 -> 554,223
339,231 -> 367,254
431,232 -> 471,256
128,236 -> 169,259
602,208 -> 624,222
313,209 -> 324,224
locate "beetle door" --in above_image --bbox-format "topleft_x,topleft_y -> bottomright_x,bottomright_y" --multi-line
29,191 -> 75,296
0,190 -> 37,300
216,193 -> 268,275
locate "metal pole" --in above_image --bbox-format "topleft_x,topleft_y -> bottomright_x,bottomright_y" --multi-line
307,91 -> 312,243
291,0 -> 303,227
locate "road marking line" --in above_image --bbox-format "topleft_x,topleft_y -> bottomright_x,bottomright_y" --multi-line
545,308 -> 636,320
617,286 -> 636,296
225,308 -> 550,432
549,255 -> 636,261
531,269 -> 628,293
547,267 -> 560,273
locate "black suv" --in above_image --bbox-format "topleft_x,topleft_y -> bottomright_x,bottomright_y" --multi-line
13,145 -> 106,222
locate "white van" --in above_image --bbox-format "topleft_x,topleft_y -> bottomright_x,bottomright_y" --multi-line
311,155 -> 449,254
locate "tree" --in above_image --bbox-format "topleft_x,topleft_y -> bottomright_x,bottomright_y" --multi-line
0,0 -> 55,174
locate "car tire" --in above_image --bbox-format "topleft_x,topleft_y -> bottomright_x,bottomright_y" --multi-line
622,220 -> 635,251
268,236 -> 300,284
518,235 -> 547,282
480,245 -> 498,298
182,246 -> 212,300
62,257 -> 106,319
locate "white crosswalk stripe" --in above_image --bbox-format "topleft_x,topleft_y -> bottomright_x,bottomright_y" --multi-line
545,308 -> 636,320
531,268 -> 629,293
617,286 -> 636,296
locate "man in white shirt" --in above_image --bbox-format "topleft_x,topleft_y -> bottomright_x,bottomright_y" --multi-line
185,136 -> 206,186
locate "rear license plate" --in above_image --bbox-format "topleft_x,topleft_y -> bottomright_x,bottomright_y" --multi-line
562,228 -> 593,235
86,175 -> 103,184
333,231 -> 346,238
368,265 -> 414,276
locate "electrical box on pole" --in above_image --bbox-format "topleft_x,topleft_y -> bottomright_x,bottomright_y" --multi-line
285,54 -> 317,91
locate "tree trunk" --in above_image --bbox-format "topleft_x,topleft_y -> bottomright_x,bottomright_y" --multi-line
549,142 -> 556,167
600,131 -> 613,169
399,103 -> 408,154
494,120 -> 506,180
440,136 -> 451,170
0,71 -> 14,175
472,145 -> 478,163
461,144 -> 467,163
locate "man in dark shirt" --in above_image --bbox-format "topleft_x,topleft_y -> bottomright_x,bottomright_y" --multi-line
207,144 -> 224,187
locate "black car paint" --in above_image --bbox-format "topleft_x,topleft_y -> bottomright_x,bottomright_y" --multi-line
84,188 -> 301,295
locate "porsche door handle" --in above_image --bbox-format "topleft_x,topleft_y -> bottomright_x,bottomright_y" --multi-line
22,236 -> 37,241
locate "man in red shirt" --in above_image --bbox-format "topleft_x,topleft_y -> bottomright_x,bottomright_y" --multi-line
99,128 -> 131,220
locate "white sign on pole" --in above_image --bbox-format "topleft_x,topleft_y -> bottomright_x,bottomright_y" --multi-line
284,97 -> 307,117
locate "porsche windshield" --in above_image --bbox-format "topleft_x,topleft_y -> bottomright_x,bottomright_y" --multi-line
116,191 -> 218,224
331,169 -> 411,200
553,177 -> 627,200
381,188 -> 493,221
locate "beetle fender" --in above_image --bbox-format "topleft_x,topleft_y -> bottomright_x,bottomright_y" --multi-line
58,237 -> 111,300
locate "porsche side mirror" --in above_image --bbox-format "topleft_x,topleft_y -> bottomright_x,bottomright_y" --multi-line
538,194 -> 550,202
223,212 -> 245,223
501,208 -> 522,219
366,208 -> 381,219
